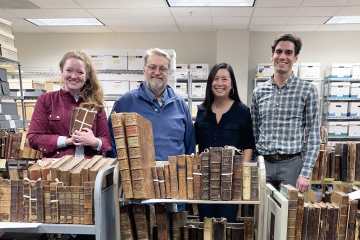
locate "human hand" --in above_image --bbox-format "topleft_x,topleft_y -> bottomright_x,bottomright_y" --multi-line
72,128 -> 99,148
296,176 -> 310,193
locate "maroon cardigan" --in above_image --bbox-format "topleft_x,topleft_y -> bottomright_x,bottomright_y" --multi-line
27,89 -> 112,158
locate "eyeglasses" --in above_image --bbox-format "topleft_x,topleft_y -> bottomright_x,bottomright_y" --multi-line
145,65 -> 169,73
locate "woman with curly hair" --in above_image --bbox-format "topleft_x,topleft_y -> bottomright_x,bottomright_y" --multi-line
28,50 -> 112,159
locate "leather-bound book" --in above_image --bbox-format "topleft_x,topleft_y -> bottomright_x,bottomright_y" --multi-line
189,225 -> 198,240
120,205 -> 135,240
171,211 -> 181,240
15,130 -> 23,159
0,178 -> 11,222
348,142 -> 356,182
65,186 -> 73,224
81,155 -> 102,182
42,158 -> 60,181
43,184 -> 51,223
317,202 -> 327,240
221,148 -> 233,201
355,210 -> 360,240
198,228 -> 204,240
301,203 -> 309,239
79,186 -> 85,224
325,203 -> 334,240
331,191 -> 349,239
231,227 -> 244,240
226,227 -> 231,240
28,158 -> 53,180
250,164 -> 258,201
242,162 -> 253,200
58,186 -> 66,223
326,151 -> 332,178
182,226 -> 189,240
232,155 -> 243,200
342,143 -> 348,182
347,199 -> 357,240
163,165 -> 171,199
23,179 -> 30,222
335,154 -> 341,181
10,180 -> 19,222
294,192 -> 304,240
330,151 -> 335,178
306,203 -> 315,240
133,204 -> 151,240
17,180 -> 25,222
84,181 -> 95,225
124,112 -> 156,199
244,219 -> 254,240
213,218 -> 227,240
186,155 -> 194,200
311,203 -> 321,240
59,157 -> 85,185
209,147 -> 222,201
36,180 -> 47,223
70,107 -> 79,135
29,148 -> 38,159
5,132 -> 14,159
318,150 -> 327,180
157,165 -> 167,199
0,131 -> 6,158
356,143 -> 360,181
204,217 -> 214,240
50,182 -> 60,223
201,151 -> 210,200
50,155 -> 74,181
70,158 -> 92,186
90,158 -> 117,186
331,203 -> 339,240
71,107 -> 97,135
192,154 -> 202,200
9,133 -> 19,159
280,184 -> 298,239
312,150 -> 321,180
151,166 -> 161,198
168,156 -> 179,199
155,204 -> 169,240
178,154 -> 187,199
22,135 -> 32,159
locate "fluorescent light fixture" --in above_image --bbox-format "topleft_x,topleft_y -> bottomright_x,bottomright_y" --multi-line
166,0 -> 255,7
326,16 -> 360,24
26,18 -> 103,26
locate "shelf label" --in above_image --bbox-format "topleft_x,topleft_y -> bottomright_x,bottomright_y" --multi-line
9,120 -> 16,128
0,159 -> 6,168
5,115 -> 11,120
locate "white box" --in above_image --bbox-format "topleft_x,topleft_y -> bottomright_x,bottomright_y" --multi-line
327,141 -> 340,147
104,49 -> 127,70
128,74 -> 144,90
0,30 -> 14,48
324,82 -> 350,98
256,63 -> 274,78
175,82 -> 187,98
292,62 -> 298,77
349,121 -> 360,136
0,44 -> 17,61
352,63 -> 360,79
167,75 -> 176,90
191,101 -> 202,118
190,63 -> 209,78
350,83 -> 360,98
191,82 -> 206,98
299,62 -> 321,78
105,101 -> 115,117
82,49 -> 106,70
176,64 -> 188,78
326,63 -> 352,78
328,102 -> 348,117
328,122 -> 348,136
0,18 -> 12,35
97,74 -> 129,95
128,50 -> 145,70
348,102 -> 360,117
163,49 -> 176,71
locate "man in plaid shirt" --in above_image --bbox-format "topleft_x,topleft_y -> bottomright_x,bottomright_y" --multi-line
251,33 -> 320,193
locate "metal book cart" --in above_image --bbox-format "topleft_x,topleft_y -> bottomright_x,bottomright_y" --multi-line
113,156 -> 268,240
0,165 -> 117,240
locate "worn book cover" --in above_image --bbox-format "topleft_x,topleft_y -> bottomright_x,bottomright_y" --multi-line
221,148 -> 233,201
317,202 -> 327,240
120,205 -> 135,240
242,162 -> 254,201
186,155 -> 194,200
331,191 -> 349,240
201,151 -> 210,200
280,184 -> 298,239
178,155 -> 187,199
157,165 -> 167,199
294,192 -> 304,240
0,178 -> 11,222
151,166 -> 161,198
59,157 -> 85,186
244,219 -> 254,240
232,155 -> 243,201
209,147 -> 222,201
204,217 -> 214,240
84,181 -> 95,225
71,107 -> 97,135
348,142 -> 356,182
301,203 -> 309,240
213,218 -> 227,240
10,179 -> 19,222
163,164 -> 171,199
133,204 -> 151,240
155,204 -> 169,240
347,199 -> 357,240
192,154 -> 202,200
168,156 -> 179,199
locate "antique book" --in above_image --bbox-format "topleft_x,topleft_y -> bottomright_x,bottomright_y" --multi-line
325,203 -> 334,240
65,186 -> 73,224
232,155 -> 243,200
29,181 -> 38,223
58,186 -> 66,223
168,156 -> 179,199
356,143 -> 360,181
250,164 -> 258,201
182,226 -> 189,240
331,191 -> 349,239
213,218 -> 227,240
326,151 -> 332,178
155,204 -> 169,240
35,150 -> 42,159
157,165 -> 167,199
317,202 -> 327,240
151,166 -> 161,198
29,148 -> 38,159
42,158 -> 60,181
0,131 -> 6,158
89,157 -> 116,182
71,107 -> 97,135
201,151 -> 210,200
347,199 -> 357,240
22,133 -> 32,159
294,192 -> 304,240
164,164 -> 171,199
342,143 -> 348,182
171,211 -> 181,240
50,182 -> 59,223
192,154 -> 202,200
124,112 -> 156,199
301,203 -> 309,239
28,157 -> 53,180
221,148 -> 233,201
209,147 -> 222,201
79,186 -> 85,224
81,155 -> 103,184
204,217 -> 214,240
355,210 -> 360,240
331,203 -> 339,240
318,150 -> 327,180
36,180 -> 47,223
10,179 -> 19,222
306,203 -> 315,240
242,162 -> 253,200
244,219 -> 254,240
60,157 -> 85,185
17,179 -> 24,222
133,204 -> 151,240
311,203 -> 321,240
120,205 -> 135,240
9,132 -> 19,159
50,155 -> 74,181
280,184 -> 298,239
186,155 -> 194,200
198,228 -> 204,240
15,130 -> 24,159
84,181 -> 95,225
70,158 -> 92,186
335,154 -> 341,181
226,227 -> 231,240
348,142 -> 356,182
43,184 -> 51,223
6,132 -> 15,159
23,179 -> 30,222
189,225 -> 198,240
0,178 -> 11,222
330,151 -> 335,178
231,227 -> 244,240
178,154 -> 187,199
312,150 -> 321,180
70,107 -> 79,136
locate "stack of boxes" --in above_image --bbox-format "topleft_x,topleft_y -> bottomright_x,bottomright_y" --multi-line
0,18 -> 18,61
0,102 -> 22,128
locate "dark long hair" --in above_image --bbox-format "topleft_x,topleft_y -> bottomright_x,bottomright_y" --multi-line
203,63 -> 241,114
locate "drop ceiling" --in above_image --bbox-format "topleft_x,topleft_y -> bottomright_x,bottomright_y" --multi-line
0,0 -> 360,33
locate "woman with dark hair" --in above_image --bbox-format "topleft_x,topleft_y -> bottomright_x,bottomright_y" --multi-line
194,63 -> 255,222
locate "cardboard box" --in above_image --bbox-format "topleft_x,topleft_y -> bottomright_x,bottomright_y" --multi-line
8,79 -> 34,90
10,89 -> 45,97
17,102 -> 23,120
0,30 -> 15,48
128,74 -> 144,91
163,49 -> 176,71
191,101 -> 202,118
167,75 -> 176,90
176,64 -> 188,78
128,50 -> 145,70
299,62 -> 321,78
0,18 -> 12,35
98,74 -> 129,95
0,44 -> 18,61
256,63 -> 274,78
45,78 -> 63,92
0,102 -> 18,115
350,83 -> 360,98
328,122 -> 348,136
82,49 -> 106,70
0,120 -> 22,129
324,82 -> 350,98
348,102 -> 360,117
104,49 -> 127,70
32,78 -> 46,90
105,101 -> 115,118
326,63 -> 352,78
352,63 -> 360,79
191,81 -> 206,98
349,121 -> 360,136
25,102 -> 36,121
175,82 -> 187,98
328,102 -> 348,117
190,63 -> 209,78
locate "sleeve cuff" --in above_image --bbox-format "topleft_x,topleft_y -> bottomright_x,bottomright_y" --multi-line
93,138 -> 102,151
57,136 -> 67,149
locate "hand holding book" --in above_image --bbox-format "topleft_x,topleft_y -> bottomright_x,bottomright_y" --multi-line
72,128 -> 99,148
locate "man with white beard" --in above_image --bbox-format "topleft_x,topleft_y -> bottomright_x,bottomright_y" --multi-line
107,48 -> 195,163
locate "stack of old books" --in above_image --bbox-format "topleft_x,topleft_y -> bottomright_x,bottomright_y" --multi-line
0,155 -> 116,225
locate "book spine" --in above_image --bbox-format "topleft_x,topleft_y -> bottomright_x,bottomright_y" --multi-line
168,156 -> 179,199
164,165 -> 171,199
319,150 -> 327,180
335,154 -> 341,181
325,203 -> 334,240
155,204 -> 169,240
189,226 -> 198,240
294,194 -> 304,240
151,166 -> 161,199
209,147 -> 222,201
226,227 -> 231,240
221,149 -> 233,201
242,165 -> 251,200
79,186 -> 85,224
201,152 -> 210,200
186,155 -> 194,200
355,210 -> 360,240
330,151 -> 335,178
178,155 -> 187,199
213,218 -> 227,240
250,165 -> 258,201
58,186 -> 66,223
341,144 -> 348,182
312,151 -> 320,180
84,181 -> 94,225
120,205 -> 134,240
0,179 -> 11,222
349,143 -> 356,182
244,219 -> 254,240
204,217 -> 214,240
306,204 -> 315,240
23,180 -> 30,222
301,203 -> 309,240
171,211 -> 181,240
36,180 -> 43,223
331,204 -> 339,240
50,182 -> 58,223
43,185 -> 51,223
347,199 -> 357,240
72,186 -> 80,224
133,204 -> 150,240
10,180 -> 18,222
311,204 -> 321,240
356,143 -> 360,181
157,165 -> 167,199
232,155 -> 243,200
192,155 -> 202,200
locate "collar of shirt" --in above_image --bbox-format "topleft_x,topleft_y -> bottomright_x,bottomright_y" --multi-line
141,81 -> 169,107
270,73 -> 296,88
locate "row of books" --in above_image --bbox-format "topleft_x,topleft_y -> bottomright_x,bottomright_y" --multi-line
312,142 -> 360,182
0,178 -> 95,224
120,203 -> 254,240
0,130 -> 41,159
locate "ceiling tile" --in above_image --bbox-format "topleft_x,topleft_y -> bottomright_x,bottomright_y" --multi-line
335,6 -> 360,16
73,0 -> 123,8
210,7 -> 253,17
174,16 -> 212,25
213,24 -> 248,30
0,9 -> 18,18
97,18 -> 139,26
253,7 -> 297,17
317,23 -> 360,31
288,17 -> 330,24
12,26 -> 50,33
28,0 -> 81,9
255,0 -> 303,8
142,25 -> 179,32
212,17 -> 250,25
136,17 -> 177,26
5,9 -> 93,18
346,0 -> 360,5
170,7 -> 211,17
5,18 -> 36,27
107,25 -> 144,32
178,25 -> 213,32
249,24 -> 284,31
282,24 -> 321,31
117,0 -> 168,8
294,7 -> 341,16
250,16 -> 290,25
301,0 -> 348,7
129,8 -> 171,17
86,9 -> 133,18
41,26 -> 114,33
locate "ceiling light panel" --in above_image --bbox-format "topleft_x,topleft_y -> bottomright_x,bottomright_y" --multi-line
326,16 -> 360,24
167,0 -> 255,7
26,18 -> 103,26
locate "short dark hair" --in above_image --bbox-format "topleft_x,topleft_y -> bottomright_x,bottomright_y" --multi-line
271,33 -> 302,56
203,63 -> 241,114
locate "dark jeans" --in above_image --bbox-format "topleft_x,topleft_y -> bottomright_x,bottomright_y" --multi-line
264,154 -> 303,190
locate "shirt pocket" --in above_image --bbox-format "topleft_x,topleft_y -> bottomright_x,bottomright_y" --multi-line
223,124 -> 239,147
48,113 -> 64,134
